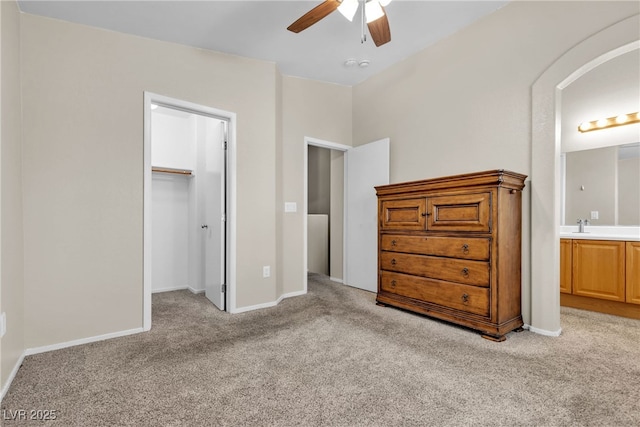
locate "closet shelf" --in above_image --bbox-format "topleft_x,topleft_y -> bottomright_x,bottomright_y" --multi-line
152,166 -> 194,176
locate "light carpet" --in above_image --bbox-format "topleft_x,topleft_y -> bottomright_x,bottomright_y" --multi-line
2,273 -> 639,426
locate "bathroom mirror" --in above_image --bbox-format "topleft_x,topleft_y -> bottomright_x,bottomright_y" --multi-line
563,143 -> 639,226
561,49 -> 639,226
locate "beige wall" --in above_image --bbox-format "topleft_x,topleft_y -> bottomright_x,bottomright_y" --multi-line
308,145 -> 331,214
1,0 -> 24,392
281,76 -> 351,294
330,151 -> 344,281
20,14 -> 277,348
353,1 -> 639,327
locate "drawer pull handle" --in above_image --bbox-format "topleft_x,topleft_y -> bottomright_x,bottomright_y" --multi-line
421,212 -> 431,217
462,244 -> 469,254
391,280 -> 397,287
391,239 -> 397,246
461,268 -> 469,277
461,293 -> 469,303
391,258 -> 397,265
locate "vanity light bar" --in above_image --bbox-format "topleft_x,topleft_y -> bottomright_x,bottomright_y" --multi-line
578,112 -> 640,133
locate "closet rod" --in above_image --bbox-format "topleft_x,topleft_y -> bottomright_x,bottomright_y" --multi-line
152,166 -> 193,176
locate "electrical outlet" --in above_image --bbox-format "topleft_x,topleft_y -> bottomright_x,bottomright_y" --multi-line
0,312 -> 6,338
263,266 -> 271,278
590,211 -> 599,220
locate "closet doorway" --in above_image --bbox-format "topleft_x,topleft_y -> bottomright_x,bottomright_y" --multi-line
143,93 -> 237,331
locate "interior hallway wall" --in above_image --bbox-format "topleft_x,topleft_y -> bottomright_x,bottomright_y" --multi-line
0,0 -> 24,393
308,146 -> 331,215
330,151 -> 344,281
352,1 -> 639,327
20,13 -> 277,349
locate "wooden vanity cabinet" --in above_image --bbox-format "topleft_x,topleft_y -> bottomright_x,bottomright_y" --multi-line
627,242 -> 640,305
376,170 -> 527,342
560,239 -> 572,294
560,239 -> 640,319
572,240 -> 625,301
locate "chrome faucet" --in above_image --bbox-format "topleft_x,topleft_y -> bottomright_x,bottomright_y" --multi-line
577,218 -> 589,233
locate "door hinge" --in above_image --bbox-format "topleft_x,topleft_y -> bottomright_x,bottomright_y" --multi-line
221,214 -> 226,222
221,284 -> 227,293
223,141 -> 228,150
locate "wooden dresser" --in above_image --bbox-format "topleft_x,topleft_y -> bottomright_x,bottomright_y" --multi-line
375,170 -> 527,341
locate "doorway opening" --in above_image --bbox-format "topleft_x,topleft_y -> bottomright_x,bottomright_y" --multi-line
304,138 -> 349,292
303,137 -> 389,294
307,145 -> 344,281
143,93 -> 237,331
531,17 -> 638,336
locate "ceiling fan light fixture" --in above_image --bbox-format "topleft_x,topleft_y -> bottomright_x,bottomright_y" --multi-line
365,0 -> 384,23
338,0 -> 359,22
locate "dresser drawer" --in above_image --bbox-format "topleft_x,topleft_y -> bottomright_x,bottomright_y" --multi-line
380,271 -> 489,317
380,251 -> 489,287
380,198 -> 426,230
426,192 -> 491,232
381,234 -> 490,261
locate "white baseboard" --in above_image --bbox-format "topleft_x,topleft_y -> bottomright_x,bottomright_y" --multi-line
24,327 -> 145,356
1,351 -> 26,403
153,286 -> 205,295
152,286 -> 188,294
230,289 -> 307,314
329,277 -> 344,284
523,324 -> 562,337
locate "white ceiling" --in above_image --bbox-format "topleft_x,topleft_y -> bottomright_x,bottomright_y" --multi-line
17,0 -> 509,86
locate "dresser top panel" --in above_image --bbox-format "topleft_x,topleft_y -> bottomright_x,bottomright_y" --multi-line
375,169 -> 527,196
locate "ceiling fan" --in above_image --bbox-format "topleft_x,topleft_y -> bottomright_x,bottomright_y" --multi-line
287,0 -> 393,47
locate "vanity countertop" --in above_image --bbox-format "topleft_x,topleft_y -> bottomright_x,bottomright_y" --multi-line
560,226 -> 640,241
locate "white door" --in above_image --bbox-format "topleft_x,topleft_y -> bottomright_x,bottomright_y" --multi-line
204,119 -> 227,310
345,138 -> 390,292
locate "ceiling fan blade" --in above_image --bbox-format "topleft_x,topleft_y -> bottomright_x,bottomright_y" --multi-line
367,8 -> 391,47
287,0 -> 341,33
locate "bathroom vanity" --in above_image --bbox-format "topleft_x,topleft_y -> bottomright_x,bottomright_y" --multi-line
560,226 -> 640,319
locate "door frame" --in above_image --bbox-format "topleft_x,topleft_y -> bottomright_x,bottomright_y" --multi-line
531,18 -> 638,336
303,137 -> 351,292
143,92 -> 237,330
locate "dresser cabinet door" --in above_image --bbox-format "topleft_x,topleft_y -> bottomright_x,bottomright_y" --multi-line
426,192 -> 491,232
380,198 -> 426,230
381,234 -> 490,261
572,240 -> 625,301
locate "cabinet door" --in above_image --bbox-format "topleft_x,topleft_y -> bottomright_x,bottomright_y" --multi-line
626,242 -> 640,305
572,240 -> 625,301
560,239 -> 572,294
380,198 -> 426,230
426,192 -> 491,232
